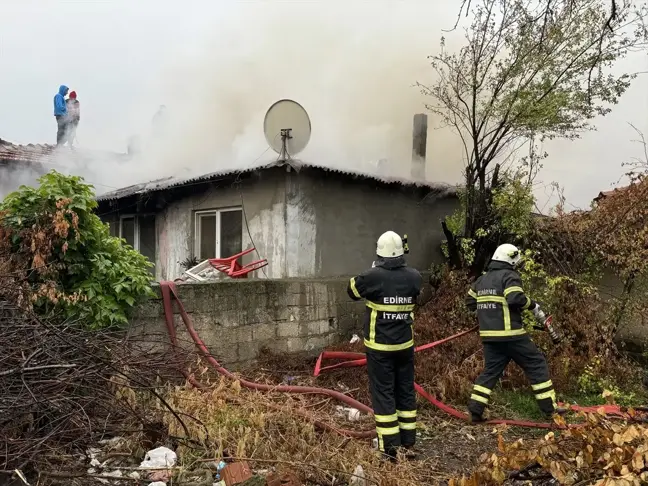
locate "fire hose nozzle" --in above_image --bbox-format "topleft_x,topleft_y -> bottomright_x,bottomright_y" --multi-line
543,315 -> 562,344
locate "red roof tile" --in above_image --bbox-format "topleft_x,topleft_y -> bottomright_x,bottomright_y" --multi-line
593,185 -> 630,202
0,138 -> 56,164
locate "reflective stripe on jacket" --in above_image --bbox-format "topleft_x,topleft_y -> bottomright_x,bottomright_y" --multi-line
465,260 -> 537,341
347,256 -> 422,352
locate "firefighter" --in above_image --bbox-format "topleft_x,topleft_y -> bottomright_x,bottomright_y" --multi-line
347,231 -> 422,460
465,243 -> 566,423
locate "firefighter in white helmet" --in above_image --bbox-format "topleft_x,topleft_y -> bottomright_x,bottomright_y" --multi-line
347,231 -> 422,460
465,243 -> 566,422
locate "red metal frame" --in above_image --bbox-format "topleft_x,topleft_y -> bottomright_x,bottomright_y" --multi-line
208,248 -> 268,278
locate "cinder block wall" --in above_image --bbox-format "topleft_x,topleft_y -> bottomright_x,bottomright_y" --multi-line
129,278 -> 366,367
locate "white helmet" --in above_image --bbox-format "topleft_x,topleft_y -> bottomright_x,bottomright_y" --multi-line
492,243 -> 521,266
376,231 -> 404,258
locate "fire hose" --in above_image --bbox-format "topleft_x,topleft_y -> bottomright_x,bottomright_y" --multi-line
159,280 -> 639,438
160,281 -> 376,438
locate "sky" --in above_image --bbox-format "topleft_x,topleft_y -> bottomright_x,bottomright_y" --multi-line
0,0 -> 646,210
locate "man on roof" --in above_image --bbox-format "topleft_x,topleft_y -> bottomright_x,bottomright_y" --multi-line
65,91 -> 81,146
53,85 -> 69,146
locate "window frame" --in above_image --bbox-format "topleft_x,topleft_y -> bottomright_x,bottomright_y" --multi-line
119,214 -> 139,250
118,214 -> 157,252
194,207 -> 243,260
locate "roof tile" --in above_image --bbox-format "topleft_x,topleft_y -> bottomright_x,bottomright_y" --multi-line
0,139 -> 56,164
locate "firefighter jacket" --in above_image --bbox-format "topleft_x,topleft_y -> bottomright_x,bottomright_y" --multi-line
465,260 -> 537,341
347,256 -> 422,352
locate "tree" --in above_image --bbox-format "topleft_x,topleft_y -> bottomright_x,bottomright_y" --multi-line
419,0 -> 648,273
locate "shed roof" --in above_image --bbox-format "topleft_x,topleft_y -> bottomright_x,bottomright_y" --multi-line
95,159 -> 457,202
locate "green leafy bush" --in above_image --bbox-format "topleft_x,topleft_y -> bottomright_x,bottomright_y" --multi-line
0,171 -> 154,329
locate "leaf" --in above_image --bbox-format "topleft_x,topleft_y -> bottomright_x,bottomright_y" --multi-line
602,389 -> 617,405
491,467 -> 506,483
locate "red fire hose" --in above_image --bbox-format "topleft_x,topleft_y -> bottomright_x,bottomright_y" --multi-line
313,334 -> 636,426
159,280 -> 636,437
160,281 -> 375,438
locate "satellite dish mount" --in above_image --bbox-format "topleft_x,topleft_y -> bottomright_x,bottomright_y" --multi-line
263,100 -> 311,162
279,128 -> 293,161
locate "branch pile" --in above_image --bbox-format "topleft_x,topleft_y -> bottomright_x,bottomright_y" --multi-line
0,296 -> 187,477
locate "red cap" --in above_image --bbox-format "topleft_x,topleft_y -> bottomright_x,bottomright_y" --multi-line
69,91 -> 77,99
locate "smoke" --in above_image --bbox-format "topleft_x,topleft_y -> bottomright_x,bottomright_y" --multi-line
0,165 -> 42,200
84,1 -> 465,194
3,2 -> 467,198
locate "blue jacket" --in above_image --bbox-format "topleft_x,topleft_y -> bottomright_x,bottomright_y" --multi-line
54,85 -> 68,116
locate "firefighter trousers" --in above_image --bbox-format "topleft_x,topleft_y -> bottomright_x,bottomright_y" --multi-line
468,335 -> 557,417
366,347 -> 416,457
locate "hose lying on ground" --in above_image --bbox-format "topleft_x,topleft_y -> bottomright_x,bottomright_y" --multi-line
160,280 -> 640,436
160,281 -> 376,438
314,339 -> 640,427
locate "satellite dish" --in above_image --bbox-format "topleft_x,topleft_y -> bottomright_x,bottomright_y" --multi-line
263,99 -> 311,160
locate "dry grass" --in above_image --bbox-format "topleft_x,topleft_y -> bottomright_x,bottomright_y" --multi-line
158,375 -> 452,486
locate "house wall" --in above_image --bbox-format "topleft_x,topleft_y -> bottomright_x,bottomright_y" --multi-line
100,167 -> 458,280
129,278 -> 366,367
292,169 -> 459,276
156,170 -> 290,280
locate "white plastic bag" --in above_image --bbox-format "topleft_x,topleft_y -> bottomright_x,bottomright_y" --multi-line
139,447 -> 177,469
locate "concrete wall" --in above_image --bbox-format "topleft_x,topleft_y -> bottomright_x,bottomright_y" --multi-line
294,168 -> 458,276
130,278 -> 365,366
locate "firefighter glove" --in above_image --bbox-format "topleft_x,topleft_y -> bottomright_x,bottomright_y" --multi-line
532,304 -> 546,322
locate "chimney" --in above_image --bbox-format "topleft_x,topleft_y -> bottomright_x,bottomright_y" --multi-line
411,113 -> 428,181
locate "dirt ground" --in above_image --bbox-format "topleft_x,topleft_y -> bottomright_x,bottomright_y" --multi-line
250,350 -> 549,482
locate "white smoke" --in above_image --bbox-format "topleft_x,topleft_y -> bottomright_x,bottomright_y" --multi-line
61,1 -> 467,195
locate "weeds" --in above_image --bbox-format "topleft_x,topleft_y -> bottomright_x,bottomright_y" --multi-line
159,375 -> 449,486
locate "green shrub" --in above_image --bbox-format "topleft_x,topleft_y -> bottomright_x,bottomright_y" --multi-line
0,171 -> 154,329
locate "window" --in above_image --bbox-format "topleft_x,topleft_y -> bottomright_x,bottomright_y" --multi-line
195,208 -> 243,260
119,215 -> 156,275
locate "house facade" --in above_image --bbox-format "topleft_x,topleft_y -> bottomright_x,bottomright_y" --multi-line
96,161 -> 459,280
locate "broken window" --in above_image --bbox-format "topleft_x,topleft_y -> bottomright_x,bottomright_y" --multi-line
119,215 -> 156,275
195,208 -> 243,260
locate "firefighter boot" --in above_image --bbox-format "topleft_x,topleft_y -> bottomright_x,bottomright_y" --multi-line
545,406 -> 568,420
401,445 -> 418,460
469,413 -> 487,424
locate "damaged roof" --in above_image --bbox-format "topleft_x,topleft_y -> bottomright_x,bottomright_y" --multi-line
95,159 -> 457,202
